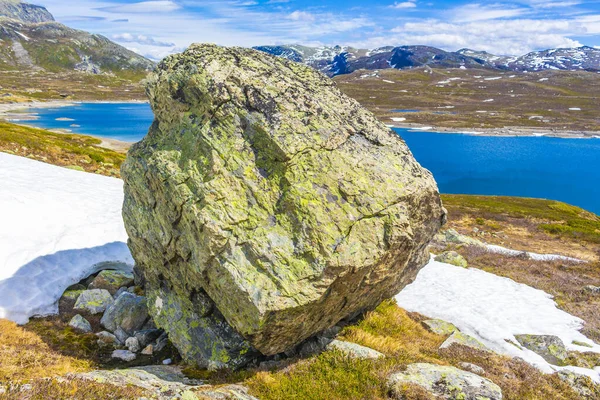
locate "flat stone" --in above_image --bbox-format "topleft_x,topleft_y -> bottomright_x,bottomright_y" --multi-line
89,270 -> 134,295
101,292 -> 149,335
326,340 -> 384,359
440,331 -> 489,352
514,334 -> 568,366
68,314 -> 92,333
73,289 -> 114,314
388,363 -> 502,400
111,349 -> 137,362
423,319 -> 458,336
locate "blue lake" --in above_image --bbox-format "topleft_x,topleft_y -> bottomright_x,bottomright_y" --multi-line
15,102 -> 154,143
16,102 -> 600,214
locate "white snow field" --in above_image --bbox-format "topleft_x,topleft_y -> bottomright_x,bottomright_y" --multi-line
396,258 -> 600,381
0,153 -> 133,324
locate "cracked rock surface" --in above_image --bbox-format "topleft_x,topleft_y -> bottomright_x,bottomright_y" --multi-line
122,43 -> 445,368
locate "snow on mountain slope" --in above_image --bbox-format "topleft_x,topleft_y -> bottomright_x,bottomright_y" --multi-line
396,258 -> 600,381
0,153 -> 132,324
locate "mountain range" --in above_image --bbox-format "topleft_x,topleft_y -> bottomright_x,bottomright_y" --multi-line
254,44 -> 600,77
0,0 -> 154,79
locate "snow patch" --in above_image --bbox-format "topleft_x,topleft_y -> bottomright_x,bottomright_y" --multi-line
0,153 -> 133,324
396,258 -> 600,380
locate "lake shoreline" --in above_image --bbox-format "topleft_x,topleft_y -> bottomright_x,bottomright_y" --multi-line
390,122 -> 600,139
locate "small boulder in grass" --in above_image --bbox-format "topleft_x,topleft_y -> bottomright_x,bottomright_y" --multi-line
434,251 -> 468,268
74,289 -> 114,314
68,314 -> 92,333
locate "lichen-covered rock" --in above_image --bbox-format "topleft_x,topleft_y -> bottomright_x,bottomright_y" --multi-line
557,370 -> 600,398
100,292 -> 149,335
388,363 -> 503,400
434,251 -> 468,268
514,334 -> 568,366
326,340 -> 384,359
442,229 -> 486,248
440,331 -> 489,352
89,269 -> 134,295
122,44 -> 445,368
68,314 -> 92,333
73,289 -> 114,314
423,319 -> 458,336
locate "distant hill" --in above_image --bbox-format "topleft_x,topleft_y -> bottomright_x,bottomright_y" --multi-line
255,44 -> 600,77
0,0 -> 154,80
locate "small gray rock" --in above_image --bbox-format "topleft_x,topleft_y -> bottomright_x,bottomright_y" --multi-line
68,314 -> 92,333
89,270 -> 134,295
126,337 -> 141,353
101,292 -> 149,335
114,327 -> 130,344
423,319 -> 458,336
459,362 -> 486,376
74,289 -> 114,314
326,340 -> 384,359
162,358 -> 172,365
96,331 -> 119,347
388,363 -> 502,400
435,251 -> 468,268
440,331 -> 489,352
584,285 -> 600,295
514,334 -> 568,366
112,349 -> 137,362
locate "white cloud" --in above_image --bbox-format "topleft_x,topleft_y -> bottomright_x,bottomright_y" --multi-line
450,3 -> 528,23
113,33 -> 175,47
390,1 -> 417,9
98,1 -> 180,14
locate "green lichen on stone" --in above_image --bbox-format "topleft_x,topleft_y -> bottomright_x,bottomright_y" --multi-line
435,251 -> 469,268
423,319 -> 458,336
122,44 -> 445,368
514,334 -> 568,366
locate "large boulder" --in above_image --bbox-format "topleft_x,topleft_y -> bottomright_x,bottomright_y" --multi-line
122,44 -> 445,368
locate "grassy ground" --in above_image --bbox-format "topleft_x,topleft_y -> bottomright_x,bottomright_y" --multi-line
0,70 -> 147,103
335,68 -> 600,132
0,121 -> 126,176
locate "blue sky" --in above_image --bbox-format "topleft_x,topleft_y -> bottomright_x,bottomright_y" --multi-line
37,0 -> 600,60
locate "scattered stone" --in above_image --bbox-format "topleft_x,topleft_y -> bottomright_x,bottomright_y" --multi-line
135,329 -> 163,348
388,363 -> 502,400
89,270 -> 134,295
514,334 -> 568,366
459,362 -> 486,375
122,43 -> 445,369
162,358 -> 172,365
443,229 -> 486,247
423,319 -> 458,336
126,336 -> 141,353
68,314 -> 92,333
326,340 -> 384,359
557,370 -> 600,398
113,287 -> 128,299
73,289 -> 114,314
100,292 -> 149,335
74,365 -> 206,399
114,327 -> 130,344
435,251 -> 468,268
196,384 -> 259,400
96,331 -> 119,347
584,285 -> 600,295
112,349 -> 137,362
572,340 -> 594,348
440,331 -> 489,352
141,344 -> 154,355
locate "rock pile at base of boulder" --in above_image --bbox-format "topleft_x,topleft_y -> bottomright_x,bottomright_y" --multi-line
122,43 -> 445,368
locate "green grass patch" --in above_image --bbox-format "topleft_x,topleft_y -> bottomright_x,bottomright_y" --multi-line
441,194 -> 600,243
0,121 -> 125,177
